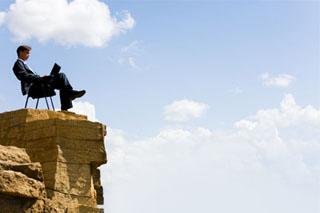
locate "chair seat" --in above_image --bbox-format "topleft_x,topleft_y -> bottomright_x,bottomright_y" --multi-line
24,82 -> 56,110
28,82 -> 56,99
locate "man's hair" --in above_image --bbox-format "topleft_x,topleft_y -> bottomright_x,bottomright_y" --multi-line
16,45 -> 31,57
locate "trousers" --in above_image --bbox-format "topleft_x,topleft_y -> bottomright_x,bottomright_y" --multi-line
46,72 -> 73,110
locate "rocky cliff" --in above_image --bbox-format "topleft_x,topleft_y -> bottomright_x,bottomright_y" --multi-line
0,109 -> 107,212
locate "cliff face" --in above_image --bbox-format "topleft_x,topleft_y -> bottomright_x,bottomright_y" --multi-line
0,109 -> 107,212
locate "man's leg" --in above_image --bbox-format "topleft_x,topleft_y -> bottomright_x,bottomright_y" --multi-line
49,73 -> 85,110
60,89 -> 72,110
51,73 -> 73,90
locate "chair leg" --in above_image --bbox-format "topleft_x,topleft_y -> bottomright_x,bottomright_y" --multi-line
35,99 -> 39,109
44,97 -> 50,110
50,97 -> 55,111
24,95 -> 30,108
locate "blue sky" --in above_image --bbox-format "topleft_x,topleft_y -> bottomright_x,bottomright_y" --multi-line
0,1 -> 319,135
0,1 -> 319,212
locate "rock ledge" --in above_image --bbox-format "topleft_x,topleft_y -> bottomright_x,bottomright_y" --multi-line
0,109 -> 107,212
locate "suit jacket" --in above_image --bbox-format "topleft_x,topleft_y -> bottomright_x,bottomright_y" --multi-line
13,59 -> 41,95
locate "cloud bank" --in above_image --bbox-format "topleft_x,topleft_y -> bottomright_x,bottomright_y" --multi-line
261,73 -> 296,87
1,0 -> 135,47
102,94 -> 320,213
70,101 -> 97,122
164,99 -> 209,122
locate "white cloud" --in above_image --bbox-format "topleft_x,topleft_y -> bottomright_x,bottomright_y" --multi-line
101,94 -> 320,213
234,119 -> 257,130
121,40 -> 142,54
1,0 -> 135,47
70,101 -> 97,121
164,99 -> 210,122
261,73 -> 296,87
238,94 -> 320,128
128,57 -> 138,69
118,40 -> 144,70
228,87 -> 243,94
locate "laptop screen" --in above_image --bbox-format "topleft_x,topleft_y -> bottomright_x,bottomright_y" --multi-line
50,63 -> 61,75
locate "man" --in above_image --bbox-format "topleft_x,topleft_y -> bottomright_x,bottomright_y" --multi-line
13,45 -> 85,111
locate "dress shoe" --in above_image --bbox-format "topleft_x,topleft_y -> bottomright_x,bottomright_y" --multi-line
69,90 -> 86,101
61,104 -> 72,111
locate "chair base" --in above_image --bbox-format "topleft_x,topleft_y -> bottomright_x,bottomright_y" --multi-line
25,95 -> 55,111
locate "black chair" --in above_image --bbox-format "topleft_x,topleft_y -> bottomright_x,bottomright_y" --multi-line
24,82 -> 56,110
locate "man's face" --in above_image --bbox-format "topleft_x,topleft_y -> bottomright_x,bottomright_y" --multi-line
19,50 -> 30,61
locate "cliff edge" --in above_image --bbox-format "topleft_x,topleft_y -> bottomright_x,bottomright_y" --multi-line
0,109 -> 107,212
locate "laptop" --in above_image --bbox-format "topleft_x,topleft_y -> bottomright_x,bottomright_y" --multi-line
50,63 -> 61,75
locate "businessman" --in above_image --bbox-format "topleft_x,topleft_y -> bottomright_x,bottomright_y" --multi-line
13,45 -> 86,111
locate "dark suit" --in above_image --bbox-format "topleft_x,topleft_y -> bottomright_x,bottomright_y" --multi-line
13,59 -> 74,110
13,59 -> 41,95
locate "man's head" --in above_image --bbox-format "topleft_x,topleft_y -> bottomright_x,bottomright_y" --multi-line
16,45 -> 31,61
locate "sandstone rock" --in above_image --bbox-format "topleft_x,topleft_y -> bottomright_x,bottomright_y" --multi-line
0,109 -> 107,212
67,205 -> 104,213
0,145 -> 31,164
0,170 -> 45,198
93,168 -> 104,205
0,160 -> 43,181
0,144 -> 48,211
0,194 -> 38,213
0,195 -> 66,213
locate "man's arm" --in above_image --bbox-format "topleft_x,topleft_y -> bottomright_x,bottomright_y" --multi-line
13,60 -> 41,83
